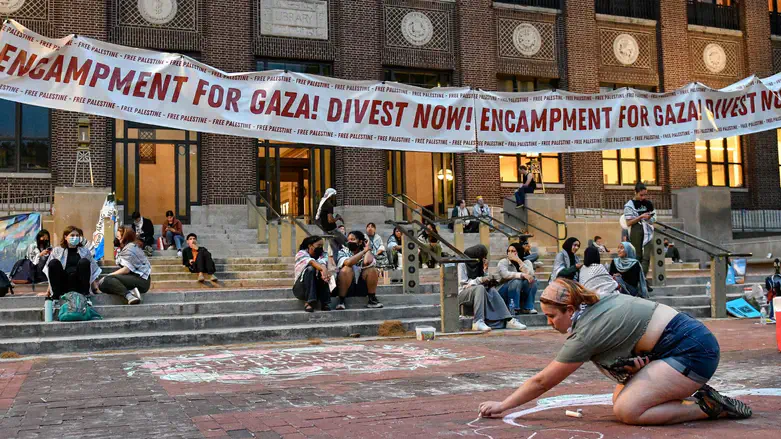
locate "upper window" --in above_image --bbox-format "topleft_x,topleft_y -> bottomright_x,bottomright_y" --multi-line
497,76 -> 558,93
688,0 -> 739,30
0,99 -> 50,173
771,1 -> 781,35
493,1 -> 562,9
695,136 -> 744,188
257,59 -> 332,76
500,154 -> 561,184
595,0 -> 659,20
384,69 -> 452,88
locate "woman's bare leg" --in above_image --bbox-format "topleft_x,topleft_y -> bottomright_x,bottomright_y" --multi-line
613,360 -> 709,425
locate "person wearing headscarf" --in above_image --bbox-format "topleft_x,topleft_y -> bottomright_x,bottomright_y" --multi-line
550,237 -> 581,281
578,246 -> 619,297
459,244 -> 527,332
315,188 -> 345,256
609,242 -> 648,298
496,242 -> 538,314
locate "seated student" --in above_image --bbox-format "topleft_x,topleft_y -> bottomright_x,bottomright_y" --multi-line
550,237 -> 582,281
98,226 -> 151,305
43,226 -> 102,300
293,235 -> 331,312
334,231 -> 383,310
386,227 -> 403,269
592,235 -> 609,253
450,199 -> 477,233
514,165 -> 536,207
496,243 -> 538,315
365,222 -> 390,268
459,244 -> 527,331
131,211 -> 155,256
666,241 -> 681,263
418,222 -> 443,268
24,229 -> 52,283
609,242 -> 648,298
579,246 -> 619,297
181,233 -> 218,282
162,210 -> 185,257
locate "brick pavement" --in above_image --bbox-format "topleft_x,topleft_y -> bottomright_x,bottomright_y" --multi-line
0,319 -> 779,438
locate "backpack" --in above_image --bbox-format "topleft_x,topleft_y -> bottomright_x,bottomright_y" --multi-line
0,270 -> 14,297
10,259 -> 35,284
57,292 -> 102,322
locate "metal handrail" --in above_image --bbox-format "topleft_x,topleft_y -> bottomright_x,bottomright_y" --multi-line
444,214 -> 532,241
387,193 -> 445,224
386,219 -> 475,264
246,191 -> 283,222
503,197 -> 568,241
654,221 -> 751,259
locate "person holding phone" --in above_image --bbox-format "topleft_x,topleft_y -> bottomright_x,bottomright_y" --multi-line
624,182 -> 655,275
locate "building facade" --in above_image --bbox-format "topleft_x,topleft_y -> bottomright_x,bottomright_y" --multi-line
2,0 -> 781,225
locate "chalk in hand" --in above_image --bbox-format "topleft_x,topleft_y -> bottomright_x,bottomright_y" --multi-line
565,410 -> 583,418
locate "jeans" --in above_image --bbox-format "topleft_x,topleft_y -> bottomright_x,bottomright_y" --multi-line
293,266 -> 330,305
630,223 -> 652,275
100,273 -> 151,297
523,253 -> 539,263
515,187 -> 534,206
649,312 -> 720,384
47,259 -> 91,299
166,231 -> 185,250
498,278 -> 537,312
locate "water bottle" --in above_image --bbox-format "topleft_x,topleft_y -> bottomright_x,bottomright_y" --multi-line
509,298 -> 516,313
760,305 -> 768,325
705,282 -> 711,297
44,297 -> 54,323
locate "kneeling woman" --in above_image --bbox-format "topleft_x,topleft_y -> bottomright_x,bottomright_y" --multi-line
479,278 -> 751,425
98,226 -> 152,304
44,226 -> 102,300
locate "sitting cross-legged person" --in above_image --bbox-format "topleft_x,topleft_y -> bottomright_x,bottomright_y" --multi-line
333,231 -> 383,310
43,226 -> 101,300
98,226 -> 152,305
293,235 -> 331,312
181,233 -> 218,283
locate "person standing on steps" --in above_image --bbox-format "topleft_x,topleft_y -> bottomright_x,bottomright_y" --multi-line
162,210 -> 185,257
131,211 -> 155,257
624,182 -> 655,277
333,231 -> 383,310
44,226 -> 102,300
514,165 -> 536,207
293,235 -> 331,312
315,188 -> 345,257
181,233 -> 218,283
98,226 -> 151,305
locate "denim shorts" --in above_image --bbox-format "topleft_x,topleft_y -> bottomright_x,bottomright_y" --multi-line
650,312 -> 720,384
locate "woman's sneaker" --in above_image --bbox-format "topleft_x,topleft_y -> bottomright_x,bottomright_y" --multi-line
367,298 -> 384,308
505,318 -> 527,330
129,288 -> 142,303
125,292 -> 140,305
471,319 -> 491,331
520,309 -> 538,315
695,384 -> 752,419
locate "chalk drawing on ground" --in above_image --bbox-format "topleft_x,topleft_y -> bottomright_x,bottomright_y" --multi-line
123,344 -> 485,384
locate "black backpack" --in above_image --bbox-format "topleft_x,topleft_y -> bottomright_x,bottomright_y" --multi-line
0,270 -> 14,297
10,259 -> 35,284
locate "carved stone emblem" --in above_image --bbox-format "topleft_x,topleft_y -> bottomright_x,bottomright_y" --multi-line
512,23 -> 542,57
137,0 -> 178,25
0,0 -> 25,15
401,11 -> 434,47
613,33 -> 639,66
703,43 -> 727,74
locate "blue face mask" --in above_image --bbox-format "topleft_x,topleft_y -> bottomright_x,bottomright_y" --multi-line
68,237 -> 81,246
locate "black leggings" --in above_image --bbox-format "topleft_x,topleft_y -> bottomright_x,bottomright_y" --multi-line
187,248 -> 216,274
48,259 -> 91,299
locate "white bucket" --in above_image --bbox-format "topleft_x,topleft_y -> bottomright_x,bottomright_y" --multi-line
415,325 -> 436,341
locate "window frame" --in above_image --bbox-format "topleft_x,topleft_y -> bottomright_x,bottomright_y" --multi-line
383,68 -> 452,88
500,153 -> 562,184
0,100 -> 52,173
257,58 -> 333,76
497,75 -> 559,92
695,136 -> 744,188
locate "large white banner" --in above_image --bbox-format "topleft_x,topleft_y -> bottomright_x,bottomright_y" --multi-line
2,19 -> 781,153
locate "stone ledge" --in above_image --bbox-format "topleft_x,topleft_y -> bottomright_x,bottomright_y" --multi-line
687,24 -> 742,37
596,13 -> 657,28
771,35 -> 781,42
500,182 -> 565,189
0,172 -> 52,179
730,187 -> 749,193
605,185 -> 663,191
492,2 -> 561,15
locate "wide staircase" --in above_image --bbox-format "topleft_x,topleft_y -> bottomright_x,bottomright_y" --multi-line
0,194 -> 770,356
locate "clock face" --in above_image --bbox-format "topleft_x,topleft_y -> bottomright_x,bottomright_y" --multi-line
138,0 -> 178,25
512,23 -> 542,57
0,0 -> 25,15
613,34 -> 639,66
703,43 -> 727,74
401,11 -> 434,47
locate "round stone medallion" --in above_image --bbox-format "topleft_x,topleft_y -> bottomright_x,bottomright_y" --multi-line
400,11 -> 434,47
703,43 -> 727,74
613,33 -> 639,66
0,0 -> 26,15
512,23 -> 542,57
138,0 -> 178,25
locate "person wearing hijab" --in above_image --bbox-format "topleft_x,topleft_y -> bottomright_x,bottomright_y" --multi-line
496,242 -> 538,314
459,244 -> 527,331
315,188 -> 345,256
609,242 -> 648,298
578,246 -> 619,297
550,237 -> 581,281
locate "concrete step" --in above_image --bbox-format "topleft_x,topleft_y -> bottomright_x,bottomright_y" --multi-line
148,270 -> 291,282
108,263 -> 294,274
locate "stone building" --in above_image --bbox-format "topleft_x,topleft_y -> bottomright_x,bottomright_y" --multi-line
1,0 -> 780,226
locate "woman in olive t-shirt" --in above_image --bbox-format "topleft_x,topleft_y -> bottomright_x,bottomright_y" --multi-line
478,278 -> 752,425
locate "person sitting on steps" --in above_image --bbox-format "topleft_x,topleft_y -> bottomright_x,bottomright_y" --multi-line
496,242 -> 538,315
162,210 -> 185,257
579,246 -> 620,298
131,211 -> 155,257
333,230 -> 383,310
514,165 -> 536,207
98,226 -> 152,305
386,226 -> 403,269
450,199 -> 477,233
43,226 -> 102,300
550,237 -> 582,281
666,241 -> 681,263
293,235 -> 331,313
592,235 -> 610,253
26,229 -> 52,283
610,242 -> 649,298
418,221 -> 443,268
181,233 -> 218,283
365,222 -> 390,268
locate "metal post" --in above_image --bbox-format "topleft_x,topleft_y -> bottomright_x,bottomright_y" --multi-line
394,197 -> 403,221
294,217 -> 308,247
401,234 -> 420,294
257,207 -> 268,244
248,199 -> 257,229
453,221 -> 464,251
268,221 -> 279,257
649,233 -> 666,287
439,263 -> 460,333
281,219 -> 293,257
103,217 -> 114,265
479,221 -> 490,261
710,255 -> 727,318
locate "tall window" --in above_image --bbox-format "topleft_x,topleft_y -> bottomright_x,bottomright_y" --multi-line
599,84 -> 658,186
384,69 -> 452,88
497,76 -> 557,92
0,99 -> 51,173
695,136 -> 744,187
257,59 -> 332,76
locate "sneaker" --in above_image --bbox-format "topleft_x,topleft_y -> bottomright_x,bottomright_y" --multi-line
321,303 -> 331,312
198,273 -> 205,282
335,302 -> 346,310
695,384 -> 752,419
367,299 -> 384,309
125,292 -> 140,305
177,250 -> 182,257
129,288 -> 142,303
471,319 -> 491,331
505,318 -> 527,330
210,275 -> 219,282
520,309 -> 538,315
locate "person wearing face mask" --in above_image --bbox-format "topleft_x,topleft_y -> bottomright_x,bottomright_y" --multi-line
293,235 -> 331,312
131,211 -> 155,257
24,229 -> 52,283
43,226 -> 102,300
333,231 -> 383,310
550,237 -> 582,281
478,278 -> 751,425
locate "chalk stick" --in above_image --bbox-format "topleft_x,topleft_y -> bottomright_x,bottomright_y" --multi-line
565,410 -> 583,418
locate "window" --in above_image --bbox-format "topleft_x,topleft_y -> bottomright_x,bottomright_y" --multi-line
384,69 -> 452,88
497,76 -> 558,93
500,153 -> 561,184
695,136 -> 744,187
257,59 -> 332,76
0,99 -> 50,173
